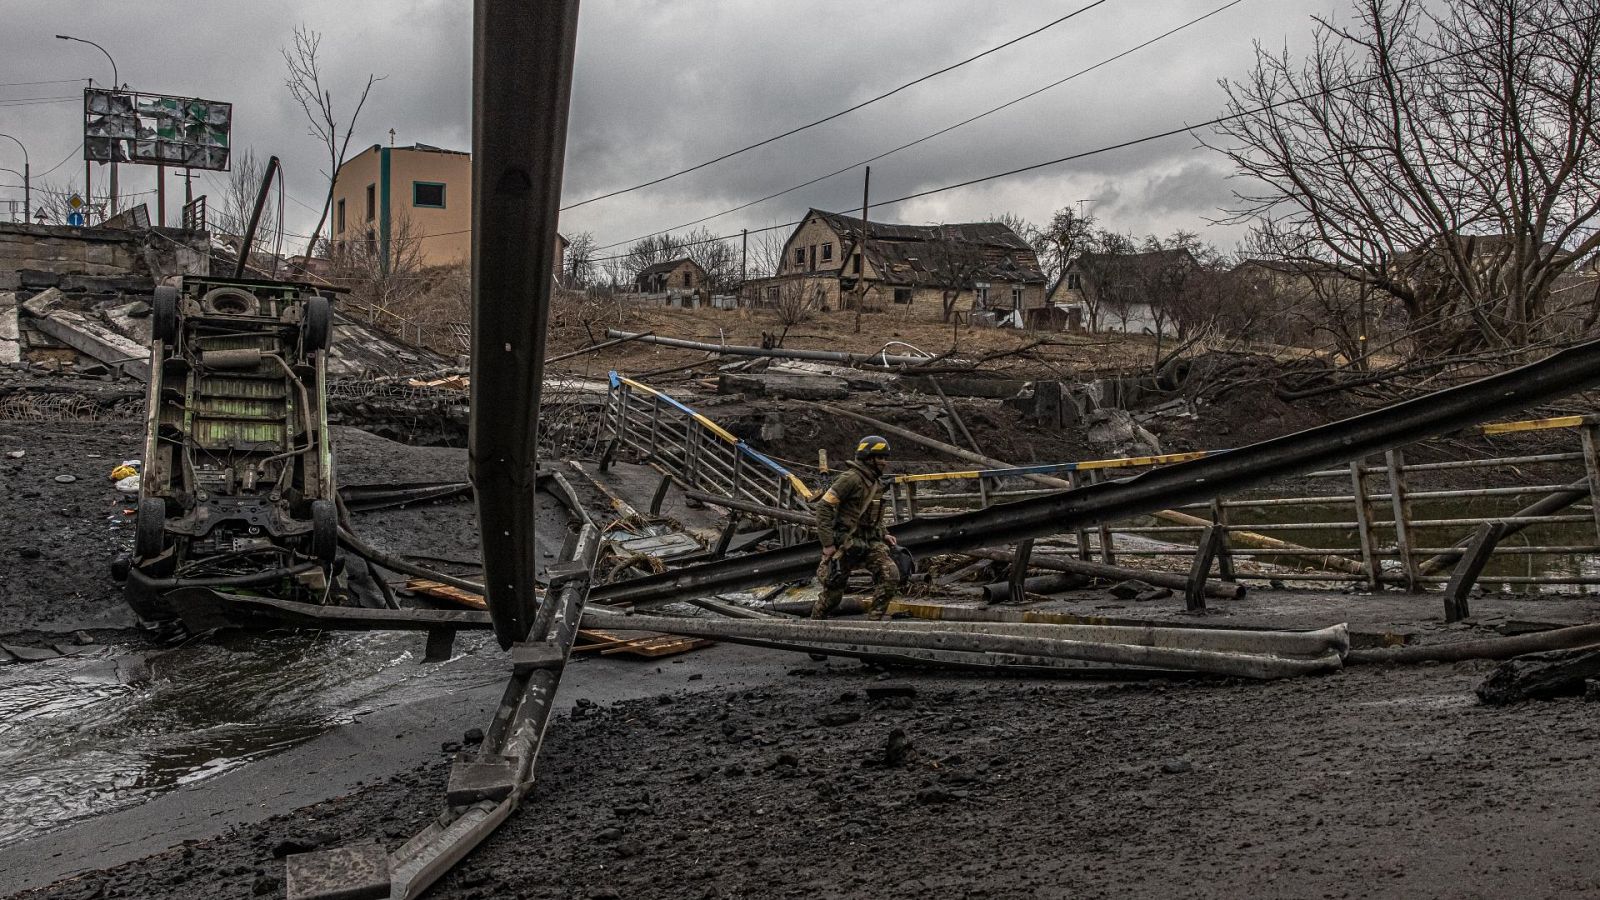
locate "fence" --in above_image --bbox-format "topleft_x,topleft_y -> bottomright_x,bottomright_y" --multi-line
600,372 -> 816,543
889,414 -> 1600,618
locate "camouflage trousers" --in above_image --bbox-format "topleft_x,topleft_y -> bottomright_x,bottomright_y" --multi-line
811,541 -> 900,621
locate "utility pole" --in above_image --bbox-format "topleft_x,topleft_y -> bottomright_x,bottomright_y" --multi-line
853,166 -> 870,334
0,136 -> 29,223
157,164 -> 165,228
740,228 -> 748,297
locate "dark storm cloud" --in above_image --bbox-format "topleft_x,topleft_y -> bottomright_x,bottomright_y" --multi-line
1,0 -> 1338,254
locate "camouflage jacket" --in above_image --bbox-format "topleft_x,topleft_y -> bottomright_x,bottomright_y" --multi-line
814,460 -> 886,549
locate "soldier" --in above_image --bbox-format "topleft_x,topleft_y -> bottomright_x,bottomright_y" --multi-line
812,434 -> 900,620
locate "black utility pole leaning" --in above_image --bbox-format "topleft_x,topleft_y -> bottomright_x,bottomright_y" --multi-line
471,0 -> 582,649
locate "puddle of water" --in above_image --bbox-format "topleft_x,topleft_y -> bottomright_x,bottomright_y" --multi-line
0,629 -> 504,848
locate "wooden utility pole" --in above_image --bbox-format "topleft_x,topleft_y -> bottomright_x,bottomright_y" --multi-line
853,165 -> 870,334
740,228 -> 748,297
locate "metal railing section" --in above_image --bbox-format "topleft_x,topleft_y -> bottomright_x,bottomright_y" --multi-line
602,372 -> 816,541
888,412 -> 1600,611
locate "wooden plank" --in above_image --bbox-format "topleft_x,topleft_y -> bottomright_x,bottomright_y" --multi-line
407,578 -> 488,610
577,627 -> 713,658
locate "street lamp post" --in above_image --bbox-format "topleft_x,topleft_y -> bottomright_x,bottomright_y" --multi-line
55,34 -> 119,215
0,135 -> 29,222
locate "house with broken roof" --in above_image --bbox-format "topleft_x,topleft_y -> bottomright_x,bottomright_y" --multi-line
750,209 -> 1045,322
635,257 -> 706,295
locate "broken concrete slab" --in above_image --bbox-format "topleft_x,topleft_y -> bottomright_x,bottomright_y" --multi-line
25,306 -> 150,380
0,291 -> 19,365
284,844 -> 390,900
1,643 -> 62,662
20,287 -> 65,317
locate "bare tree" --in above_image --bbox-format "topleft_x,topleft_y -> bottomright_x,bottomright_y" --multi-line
563,231 -> 597,288
924,226 -> 991,323
330,210 -> 426,320
1209,0 -> 1600,358
682,226 -> 740,292
210,149 -> 280,271
1073,229 -> 1140,331
746,225 -> 790,279
284,25 -> 383,259
624,233 -> 685,281
1035,206 -> 1097,289
29,178 -> 86,226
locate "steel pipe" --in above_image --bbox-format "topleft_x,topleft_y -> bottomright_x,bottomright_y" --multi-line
584,610 -> 1344,680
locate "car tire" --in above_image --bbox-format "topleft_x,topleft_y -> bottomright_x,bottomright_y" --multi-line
304,296 -> 332,353
135,497 -> 167,560
152,285 -> 179,345
311,499 -> 338,562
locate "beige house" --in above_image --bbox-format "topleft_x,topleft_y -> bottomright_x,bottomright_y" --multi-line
636,257 -> 706,293
751,209 -> 1045,321
330,142 -> 565,275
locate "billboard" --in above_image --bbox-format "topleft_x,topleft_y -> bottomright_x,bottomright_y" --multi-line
83,88 -> 232,171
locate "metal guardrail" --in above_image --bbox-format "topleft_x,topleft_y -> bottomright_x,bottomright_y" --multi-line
601,372 -> 816,542
889,412 -> 1600,616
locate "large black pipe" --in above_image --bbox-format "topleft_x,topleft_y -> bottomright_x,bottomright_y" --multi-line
234,155 -> 280,278
471,0 -> 581,648
593,338 -> 1600,608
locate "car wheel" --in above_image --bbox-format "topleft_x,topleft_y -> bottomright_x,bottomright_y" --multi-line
304,296 -> 333,353
311,499 -> 338,562
152,286 -> 179,345
135,497 -> 167,560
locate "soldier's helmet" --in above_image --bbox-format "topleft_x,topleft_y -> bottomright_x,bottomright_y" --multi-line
855,435 -> 891,460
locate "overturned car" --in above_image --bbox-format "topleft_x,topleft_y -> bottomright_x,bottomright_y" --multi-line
122,275 -> 339,624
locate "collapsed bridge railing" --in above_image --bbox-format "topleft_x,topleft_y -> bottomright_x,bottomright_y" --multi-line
889,414 -> 1600,619
590,340 -> 1600,618
600,371 -> 815,542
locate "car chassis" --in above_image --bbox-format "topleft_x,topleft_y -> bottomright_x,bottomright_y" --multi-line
124,274 -> 339,622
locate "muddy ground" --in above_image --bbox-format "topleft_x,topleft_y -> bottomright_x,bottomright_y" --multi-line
10,661 -> 1600,900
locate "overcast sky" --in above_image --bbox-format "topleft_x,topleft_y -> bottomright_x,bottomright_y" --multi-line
1,0 -> 1348,257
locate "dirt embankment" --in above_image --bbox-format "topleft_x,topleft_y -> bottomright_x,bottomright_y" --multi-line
13,662 -> 1600,900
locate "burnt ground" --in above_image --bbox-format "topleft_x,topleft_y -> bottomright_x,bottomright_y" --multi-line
10,661 -> 1600,900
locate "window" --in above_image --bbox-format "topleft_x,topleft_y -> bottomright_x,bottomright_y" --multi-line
413,181 -> 446,209
975,286 -> 989,305
822,243 -> 833,262
794,247 -> 805,265
851,253 -> 861,274
808,244 -> 817,270
1012,285 -> 1024,308
336,199 -> 345,234
1067,272 -> 1081,289
365,184 -> 375,221
893,288 -> 912,305
683,270 -> 693,287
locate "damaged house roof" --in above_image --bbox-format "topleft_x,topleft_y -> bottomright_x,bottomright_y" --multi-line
636,257 -> 703,277
809,209 -> 1045,287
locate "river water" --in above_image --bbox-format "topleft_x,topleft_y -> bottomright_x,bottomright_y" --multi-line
0,629 -> 504,848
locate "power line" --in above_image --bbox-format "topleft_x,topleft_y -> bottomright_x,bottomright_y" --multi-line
593,0 -> 1246,252
0,96 -> 78,107
36,143 -> 83,178
558,0 -> 1113,212
586,7 -> 1600,265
